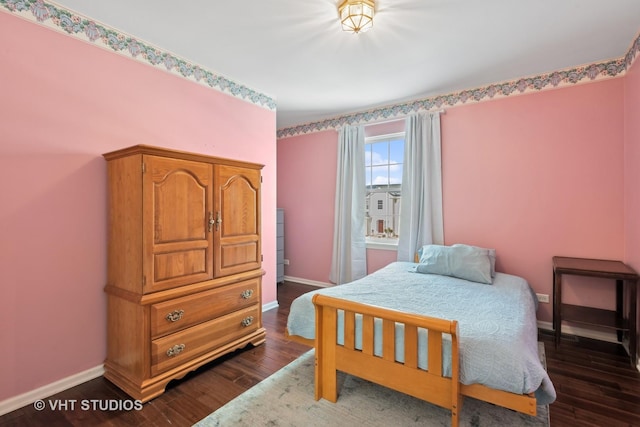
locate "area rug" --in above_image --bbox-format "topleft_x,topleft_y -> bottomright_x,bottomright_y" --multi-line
195,344 -> 549,427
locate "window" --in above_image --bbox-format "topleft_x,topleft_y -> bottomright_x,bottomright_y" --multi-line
365,132 -> 404,247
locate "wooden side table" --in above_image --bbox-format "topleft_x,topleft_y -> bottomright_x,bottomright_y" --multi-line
552,256 -> 638,367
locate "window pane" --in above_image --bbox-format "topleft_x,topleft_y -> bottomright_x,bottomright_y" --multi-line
370,165 -> 389,187
389,139 -> 404,164
389,164 -> 402,185
371,142 -> 388,166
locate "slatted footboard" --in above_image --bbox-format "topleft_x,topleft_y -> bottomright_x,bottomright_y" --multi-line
312,294 -> 462,427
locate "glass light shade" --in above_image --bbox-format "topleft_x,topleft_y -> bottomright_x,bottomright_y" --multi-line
339,0 -> 375,34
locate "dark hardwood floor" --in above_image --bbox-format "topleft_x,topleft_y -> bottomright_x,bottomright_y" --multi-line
2,281 -> 639,426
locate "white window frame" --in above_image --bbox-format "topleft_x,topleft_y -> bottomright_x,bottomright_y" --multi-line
365,131 -> 405,251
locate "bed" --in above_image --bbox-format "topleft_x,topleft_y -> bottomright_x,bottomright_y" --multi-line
286,254 -> 556,427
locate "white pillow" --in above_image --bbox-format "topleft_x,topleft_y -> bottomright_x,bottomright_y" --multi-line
416,244 -> 492,284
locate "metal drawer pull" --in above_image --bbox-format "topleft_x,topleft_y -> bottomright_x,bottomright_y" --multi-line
208,212 -> 215,232
165,309 -> 184,322
241,316 -> 254,327
241,289 -> 253,299
215,211 -> 222,231
166,344 -> 185,357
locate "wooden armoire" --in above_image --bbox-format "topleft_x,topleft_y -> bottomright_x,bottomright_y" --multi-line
102,145 -> 266,402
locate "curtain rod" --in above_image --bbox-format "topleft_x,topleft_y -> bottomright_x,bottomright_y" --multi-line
363,109 -> 446,127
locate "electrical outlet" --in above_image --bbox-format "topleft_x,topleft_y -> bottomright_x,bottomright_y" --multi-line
284,259 -> 290,265
536,293 -> 550,303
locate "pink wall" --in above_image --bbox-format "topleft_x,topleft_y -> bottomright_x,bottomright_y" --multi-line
443,79 -> 625,322
0,13 -> 276,402
277,79 -> 625,324
624,55 -> 640,360
277,130 -> 338,283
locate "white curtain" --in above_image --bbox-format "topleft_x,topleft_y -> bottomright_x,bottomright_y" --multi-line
329,125 -> 367,284
397,112 -> 444,262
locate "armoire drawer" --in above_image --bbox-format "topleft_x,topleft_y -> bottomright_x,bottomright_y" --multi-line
150,278 -> 260,338
151,305 -> 260,376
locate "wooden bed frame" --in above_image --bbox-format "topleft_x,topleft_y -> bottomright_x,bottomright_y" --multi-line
287,293 -> 537,427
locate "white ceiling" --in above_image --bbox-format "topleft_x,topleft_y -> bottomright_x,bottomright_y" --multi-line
50,0 -> 640,129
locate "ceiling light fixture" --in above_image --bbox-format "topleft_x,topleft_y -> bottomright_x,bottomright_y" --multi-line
338,0 -> 375,34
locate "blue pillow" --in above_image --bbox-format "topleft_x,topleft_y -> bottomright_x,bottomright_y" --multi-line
452,244 -> 496,277
416,244 -> 492,284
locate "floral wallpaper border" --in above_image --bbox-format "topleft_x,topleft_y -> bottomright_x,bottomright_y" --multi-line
0,0 -> 276,110
2,1 -> 638,136
277,31 -> 640,139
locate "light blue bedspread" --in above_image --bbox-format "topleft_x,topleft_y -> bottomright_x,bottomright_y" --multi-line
287,262 -> 556,405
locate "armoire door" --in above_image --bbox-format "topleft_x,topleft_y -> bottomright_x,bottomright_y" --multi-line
143,155 -> 214,293
213,164 -> 261,278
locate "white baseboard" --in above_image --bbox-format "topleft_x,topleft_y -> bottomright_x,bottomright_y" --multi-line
538,320 -> 639,372
537,320 -> 619,343
283,275 -> 332,288
262,300 -> 279,312
0,365 -> 104,417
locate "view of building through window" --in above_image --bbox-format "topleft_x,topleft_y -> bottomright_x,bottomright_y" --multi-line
365,132 -> 404,244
